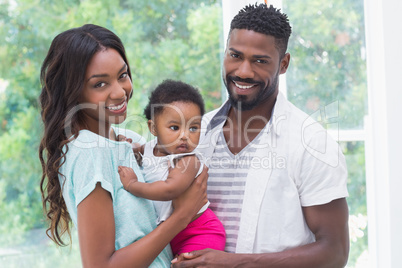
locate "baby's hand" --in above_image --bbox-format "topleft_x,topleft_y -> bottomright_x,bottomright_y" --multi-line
117,134 -> 133,144
118,166 -> 138,192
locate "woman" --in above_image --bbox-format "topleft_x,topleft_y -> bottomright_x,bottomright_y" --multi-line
39,24 -> 208,267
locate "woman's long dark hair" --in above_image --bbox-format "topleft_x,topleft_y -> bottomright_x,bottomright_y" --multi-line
39,24 -> 132,246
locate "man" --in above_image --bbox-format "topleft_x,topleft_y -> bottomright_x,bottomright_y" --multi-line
172,3 -> 349,267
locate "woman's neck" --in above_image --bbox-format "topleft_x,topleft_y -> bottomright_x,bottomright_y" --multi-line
80,120 -> 115,140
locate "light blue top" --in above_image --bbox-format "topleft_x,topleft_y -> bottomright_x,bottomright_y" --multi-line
59,128 -> 173,267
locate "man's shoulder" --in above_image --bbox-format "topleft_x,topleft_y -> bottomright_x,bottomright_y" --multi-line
201,102 -> 230,133
204,104 -> 227,121
278,96 -> 324,129
273,95 -> 336,148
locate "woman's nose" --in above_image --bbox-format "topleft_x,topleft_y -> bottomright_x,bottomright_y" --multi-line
110,82 -> 127,99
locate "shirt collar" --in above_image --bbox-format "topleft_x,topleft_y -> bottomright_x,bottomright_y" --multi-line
206,100 -> 231,133
206,91 -> 287,136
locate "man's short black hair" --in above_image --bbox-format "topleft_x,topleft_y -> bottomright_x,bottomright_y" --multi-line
144,79 -> 205,120
230,3 -> 292,57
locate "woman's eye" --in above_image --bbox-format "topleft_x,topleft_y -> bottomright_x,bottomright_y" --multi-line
120,72 -> 128,79
170,126 -> 179,131
95,82 -> 106,88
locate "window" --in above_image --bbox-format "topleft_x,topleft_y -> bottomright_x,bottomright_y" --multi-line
0,1 -> 223,266
282,1 -> 368,266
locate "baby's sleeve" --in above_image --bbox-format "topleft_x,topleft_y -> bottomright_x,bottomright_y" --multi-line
168,152 -> 205,177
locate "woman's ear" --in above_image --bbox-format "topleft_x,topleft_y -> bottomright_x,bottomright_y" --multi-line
148,120 -> 157,136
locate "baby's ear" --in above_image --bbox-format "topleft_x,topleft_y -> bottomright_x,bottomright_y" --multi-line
148,120 -> 157,136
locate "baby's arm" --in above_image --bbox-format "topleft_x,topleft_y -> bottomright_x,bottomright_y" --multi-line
117,134 -> 144,166
118,166 -> 139,192
118,155 -> 201,201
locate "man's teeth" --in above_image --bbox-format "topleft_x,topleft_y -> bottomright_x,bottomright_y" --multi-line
234,82 -> 253,89
107,102 -> 125,111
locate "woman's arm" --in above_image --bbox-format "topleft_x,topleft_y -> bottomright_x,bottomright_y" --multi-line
78,167 -> 208,268
119,155 -> 201,201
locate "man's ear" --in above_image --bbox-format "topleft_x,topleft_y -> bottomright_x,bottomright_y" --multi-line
280,53 -> 290,74
148,120 -> 157,136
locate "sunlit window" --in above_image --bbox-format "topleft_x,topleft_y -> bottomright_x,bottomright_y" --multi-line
0,1 -> 223,267
283,1 -> 368,266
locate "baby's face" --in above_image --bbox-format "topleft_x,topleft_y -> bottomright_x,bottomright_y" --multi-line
151,101 -> 202,156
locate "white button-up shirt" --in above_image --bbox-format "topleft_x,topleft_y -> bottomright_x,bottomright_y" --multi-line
197,92 -> 348,253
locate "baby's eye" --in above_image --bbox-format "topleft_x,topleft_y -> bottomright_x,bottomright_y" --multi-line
170,126 -> 179,131
189,126 -> 198,132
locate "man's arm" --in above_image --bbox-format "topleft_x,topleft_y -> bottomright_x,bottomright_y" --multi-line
172,198 -> 349,268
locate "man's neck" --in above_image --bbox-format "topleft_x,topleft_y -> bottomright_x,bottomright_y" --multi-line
227,91 -> 278,131
222,92 -> 278,154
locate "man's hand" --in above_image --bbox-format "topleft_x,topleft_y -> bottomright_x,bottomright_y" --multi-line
171,249 -> 234,268
118,166 -> 138,192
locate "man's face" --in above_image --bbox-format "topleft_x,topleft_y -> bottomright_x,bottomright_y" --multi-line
222,29 -> 288,111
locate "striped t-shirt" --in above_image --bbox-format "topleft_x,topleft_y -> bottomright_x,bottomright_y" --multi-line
207,130 -> 263,253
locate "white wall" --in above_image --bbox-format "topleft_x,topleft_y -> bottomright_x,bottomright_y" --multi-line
364,0 -> 402,267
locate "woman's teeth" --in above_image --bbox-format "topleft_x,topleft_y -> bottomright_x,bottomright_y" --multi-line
107,102 -> 125,111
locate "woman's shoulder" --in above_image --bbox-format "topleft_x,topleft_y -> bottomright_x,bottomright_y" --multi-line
67,130 -> 126,161
70,129 -> 104,146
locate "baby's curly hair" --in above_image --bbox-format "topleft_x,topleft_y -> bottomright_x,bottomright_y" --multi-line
230,3 -> 292,57
144,79 -> 205,120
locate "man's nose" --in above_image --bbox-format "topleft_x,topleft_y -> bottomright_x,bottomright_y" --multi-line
235,60 -> 254,79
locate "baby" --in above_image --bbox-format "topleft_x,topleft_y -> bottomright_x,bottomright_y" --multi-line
118,79 -> 225,256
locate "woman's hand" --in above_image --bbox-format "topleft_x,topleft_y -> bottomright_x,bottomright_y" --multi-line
171,166 -> 209,224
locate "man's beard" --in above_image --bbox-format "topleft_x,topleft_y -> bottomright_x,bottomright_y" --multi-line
226,73 -> 279,111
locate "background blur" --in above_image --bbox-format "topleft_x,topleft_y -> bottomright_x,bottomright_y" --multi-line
0,0 -> 368,267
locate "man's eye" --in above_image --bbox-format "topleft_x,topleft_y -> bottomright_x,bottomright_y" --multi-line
256,59 -> 268,64
170,126 -> 179,131
230,53 -> 240,58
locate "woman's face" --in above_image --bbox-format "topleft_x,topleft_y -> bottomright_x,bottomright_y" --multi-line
79,48 -> 132,135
